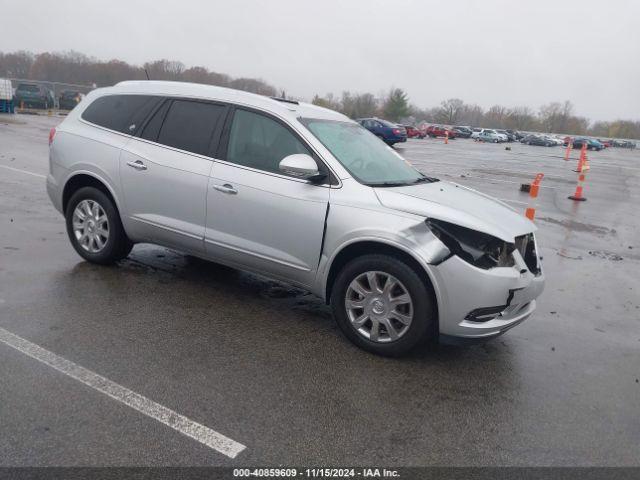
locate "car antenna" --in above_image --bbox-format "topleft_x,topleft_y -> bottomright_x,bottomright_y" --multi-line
144,68 -> 150,80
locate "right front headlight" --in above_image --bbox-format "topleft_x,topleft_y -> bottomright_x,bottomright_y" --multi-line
426,218 -> 515,269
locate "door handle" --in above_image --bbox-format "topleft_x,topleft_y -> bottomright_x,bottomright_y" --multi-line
126,160 -> 147,171
212,183 -> 238,195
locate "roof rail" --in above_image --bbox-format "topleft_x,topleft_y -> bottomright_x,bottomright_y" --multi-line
270,96 -> 299,105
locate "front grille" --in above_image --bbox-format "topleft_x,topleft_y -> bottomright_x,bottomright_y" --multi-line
515,233 -> 540,275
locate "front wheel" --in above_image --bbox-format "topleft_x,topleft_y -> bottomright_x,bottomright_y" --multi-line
331,254 -> 436,356
65,186 -> 133,264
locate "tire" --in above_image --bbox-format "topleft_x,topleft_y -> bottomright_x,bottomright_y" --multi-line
65,186 -> 133,264
493,139 -> 498,143
330,254 -> 436,357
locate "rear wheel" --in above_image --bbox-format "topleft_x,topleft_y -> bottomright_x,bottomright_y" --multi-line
331,254 -> 436,356
65,187 -> 133,264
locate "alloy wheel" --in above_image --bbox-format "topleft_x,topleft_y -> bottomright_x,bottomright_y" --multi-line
345,271 -> 413,343
72,199 -> 109,253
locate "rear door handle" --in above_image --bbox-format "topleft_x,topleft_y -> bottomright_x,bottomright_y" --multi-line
213,183 -> 238,195
126,160 -> 147,171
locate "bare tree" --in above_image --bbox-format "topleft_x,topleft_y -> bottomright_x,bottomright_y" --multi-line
435,98 -> 465,124
228,77 -> 277,96
339,91 -> 378,118
505,106 -> 537,130
0,51 -> 34,78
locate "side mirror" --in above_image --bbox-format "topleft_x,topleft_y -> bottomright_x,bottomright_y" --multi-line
279,154 -> 325,181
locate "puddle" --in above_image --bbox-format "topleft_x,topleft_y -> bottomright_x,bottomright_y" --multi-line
537,216 -> 615,236
557,250 -> 582,260
588,250 -> 624,261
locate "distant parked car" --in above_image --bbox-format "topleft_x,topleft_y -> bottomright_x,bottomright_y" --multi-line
478,130 -> 501,143
453,126 -> 472,138
521,134 -> 553,147
597,139 -> 611,148
611,139 -> 636,149
471,128 -> 502,141
357,118 -> 407,145
404,125 -> 425,139
59,90 -> 84,110
493,130 -> 508,142
426,125 -> 456,138
572,138 -> 604,151
506,129 -> 524,140
496,129 -> 515,142
14,83 -> 54,109
545,136 -> 563,146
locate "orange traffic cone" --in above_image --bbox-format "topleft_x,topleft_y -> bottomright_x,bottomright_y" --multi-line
568,171 -> 587,202
574,142 -> 587,172
444,131 -> 449,144
524,173 -> 544,220
564,141 -> 572,161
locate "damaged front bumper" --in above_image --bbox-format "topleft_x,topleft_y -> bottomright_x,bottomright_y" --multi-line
431,245 -> 545,342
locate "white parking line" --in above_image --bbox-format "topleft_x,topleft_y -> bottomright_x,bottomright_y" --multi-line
0,164 -> 47,179
0,327 -> 246,459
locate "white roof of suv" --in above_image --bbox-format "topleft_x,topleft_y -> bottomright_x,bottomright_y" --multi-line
105,80 -> 348,123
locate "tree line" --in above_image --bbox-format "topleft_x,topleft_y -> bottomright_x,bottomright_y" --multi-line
1,50 -> 638,139
0,50 -> 278,97
312,93 -> 640,139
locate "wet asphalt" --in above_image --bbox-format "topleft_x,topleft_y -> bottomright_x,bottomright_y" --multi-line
0,114 -> 639,466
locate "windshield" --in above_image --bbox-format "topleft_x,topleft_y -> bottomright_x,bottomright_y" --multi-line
301,118 -> 432,186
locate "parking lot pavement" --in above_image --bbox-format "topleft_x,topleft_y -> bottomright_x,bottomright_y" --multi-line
1,114 -> 639,466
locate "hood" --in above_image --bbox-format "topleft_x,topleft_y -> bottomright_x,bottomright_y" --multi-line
374,181 -> 536,242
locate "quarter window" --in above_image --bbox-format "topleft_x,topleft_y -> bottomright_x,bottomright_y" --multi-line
82,95 -> 159,134
226,109 -> 311,175
156,100 -> 226,156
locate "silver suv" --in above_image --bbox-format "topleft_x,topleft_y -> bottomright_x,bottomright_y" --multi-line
46,81 -> 544,356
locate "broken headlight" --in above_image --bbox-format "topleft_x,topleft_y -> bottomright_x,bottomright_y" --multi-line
426,218 -> 515,269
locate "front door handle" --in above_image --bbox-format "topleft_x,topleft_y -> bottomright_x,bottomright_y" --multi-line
213,183 -> 238,195
126,160 -> 147,171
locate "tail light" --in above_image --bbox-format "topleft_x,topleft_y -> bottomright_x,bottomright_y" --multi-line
49,127 -> 56,146
393,128 -> 401,135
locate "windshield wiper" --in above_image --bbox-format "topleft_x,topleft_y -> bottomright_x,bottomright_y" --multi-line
367,181 -> 411,187
411,175 -> 440,184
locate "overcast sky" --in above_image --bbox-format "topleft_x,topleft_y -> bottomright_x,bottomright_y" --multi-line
3,0 -> 639,121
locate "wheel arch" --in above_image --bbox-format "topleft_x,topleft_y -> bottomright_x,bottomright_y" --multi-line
62,172 -> 121,216
324,239 -> 440,326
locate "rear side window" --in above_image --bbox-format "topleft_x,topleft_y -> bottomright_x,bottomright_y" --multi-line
225,109 -> 311,175
156,100 -> 226,156
82,95 -> 159,134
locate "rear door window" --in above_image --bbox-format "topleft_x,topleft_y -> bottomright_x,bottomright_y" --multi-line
82,95 -> 160,134
156,100 -> 226,156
